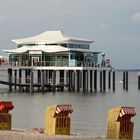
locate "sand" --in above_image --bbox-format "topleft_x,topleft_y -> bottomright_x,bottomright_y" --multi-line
0,129 -> 105,140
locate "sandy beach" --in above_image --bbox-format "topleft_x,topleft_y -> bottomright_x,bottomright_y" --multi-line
0,129 -> 107,140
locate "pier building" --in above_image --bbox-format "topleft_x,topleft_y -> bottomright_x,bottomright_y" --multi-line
4,31 -> 100,67
2,31 -> 114,93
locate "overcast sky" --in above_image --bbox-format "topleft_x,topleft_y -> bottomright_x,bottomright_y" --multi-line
0,0 -> 140,69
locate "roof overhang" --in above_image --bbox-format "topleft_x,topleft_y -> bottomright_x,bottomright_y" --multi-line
12,31 -> 94,45
3,46 -> 30,54
4,45 -> 99,54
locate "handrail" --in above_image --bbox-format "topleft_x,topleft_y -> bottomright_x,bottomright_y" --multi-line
0,60 -> 111,68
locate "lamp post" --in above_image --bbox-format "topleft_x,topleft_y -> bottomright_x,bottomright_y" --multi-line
101,53 -> 105,66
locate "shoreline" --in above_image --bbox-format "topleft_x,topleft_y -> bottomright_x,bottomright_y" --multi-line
0,129 -> 139,140
0,129 -> 106,140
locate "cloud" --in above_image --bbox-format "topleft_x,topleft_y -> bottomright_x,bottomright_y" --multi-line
132,12 -> 140,22
100,24 -> 106,28
100,23 -> 110,30
0,15 -> 8,23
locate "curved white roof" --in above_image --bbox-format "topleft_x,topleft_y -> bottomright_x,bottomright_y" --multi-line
29,45 -> 69,53
12,31 -> 93,45
3,45 -> 97,54
4,45 -> 69,54
3,46 -> 30,53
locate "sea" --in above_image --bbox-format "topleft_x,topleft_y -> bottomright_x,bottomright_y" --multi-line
0,70 -> 140,138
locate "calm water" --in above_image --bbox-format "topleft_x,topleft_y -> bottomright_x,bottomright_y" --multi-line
0,71 -> 140,138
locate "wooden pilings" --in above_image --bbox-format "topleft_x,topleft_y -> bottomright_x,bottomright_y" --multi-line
7,68 -> 116,93
123,71 -> 126,90
25,69 -> 30,92
60,70 -> 64,91
103,70 -> 106,91
52,70 -> 56,92
14,69 -> 17,90
138,73 -> 140,90
108,71 -> 111,90
8,68 -> 12,92
83,70 -> 86,92
38,70 -> 41,91
30,69 -> 33,93
68,70 -> 72,92
77,70 -> 80,92
72,71 -> 76,91
126,71 -> 128,90
7,68 -> 140,93
94,70 -> 97,92
112,71 -> 115,91
122,71 -> 128,91
90,70 -> 93,92
100,71 -> 102,91
41,70 -> 45,92
19,69 -> 22,92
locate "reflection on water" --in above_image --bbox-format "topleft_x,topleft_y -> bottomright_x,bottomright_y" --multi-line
0,71 -> 140,138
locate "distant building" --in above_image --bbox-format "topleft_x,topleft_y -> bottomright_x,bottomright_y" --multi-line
4,31 -> 107,67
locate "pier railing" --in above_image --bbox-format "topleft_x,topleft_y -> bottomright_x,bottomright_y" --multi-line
1,60 -> 111,68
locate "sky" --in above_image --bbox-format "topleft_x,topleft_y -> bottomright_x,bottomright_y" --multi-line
0,0 -> 140,69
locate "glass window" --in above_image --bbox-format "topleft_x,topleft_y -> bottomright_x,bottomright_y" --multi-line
60,44 -> 67,47
68,44 -> 89,49
80,44 -> 89,49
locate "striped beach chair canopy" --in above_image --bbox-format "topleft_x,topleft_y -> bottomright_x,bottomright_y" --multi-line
119,106 -> 136,118
0,101 -> 14,111
55,104 -> 73,115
